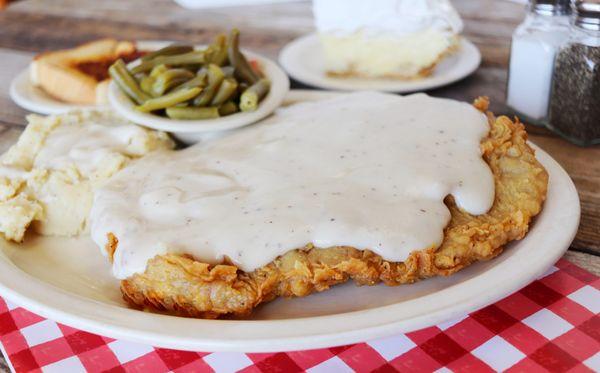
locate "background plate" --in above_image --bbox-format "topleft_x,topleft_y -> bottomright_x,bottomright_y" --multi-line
9,68 -> 97,115
9,41 -> 169,115
0,91 -> 579,352
279,34 -> 481,93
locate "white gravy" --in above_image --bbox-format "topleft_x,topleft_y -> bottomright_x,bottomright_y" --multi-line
90,92 -> 495,279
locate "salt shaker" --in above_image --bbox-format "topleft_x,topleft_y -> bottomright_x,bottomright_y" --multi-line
548,1 -> 600,146
506,0 -> 570,125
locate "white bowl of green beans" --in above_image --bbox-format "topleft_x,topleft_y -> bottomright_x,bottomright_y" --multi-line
107,31 -> 289,144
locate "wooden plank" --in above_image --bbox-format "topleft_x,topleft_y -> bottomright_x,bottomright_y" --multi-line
0,48 -> 31,126
0,11 -> 298,61
529,135 -> 600,254
6,0 -> 316,34
564,251 -> 600,276
429,67 -> 510,114
1,0 -> 524,67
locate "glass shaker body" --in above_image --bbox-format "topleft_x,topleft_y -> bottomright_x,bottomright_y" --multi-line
548,19 -> 600,145
506,12 -> 570,125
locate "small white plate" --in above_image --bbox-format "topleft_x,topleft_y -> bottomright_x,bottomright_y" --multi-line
109,46 -> 290,144
9,68 -> 98,115
8,41 -> 176,115
0,91 -> 580,352
279,33 -> 481,92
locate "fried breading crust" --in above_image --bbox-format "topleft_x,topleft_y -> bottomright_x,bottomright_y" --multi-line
117,99 -> 549,319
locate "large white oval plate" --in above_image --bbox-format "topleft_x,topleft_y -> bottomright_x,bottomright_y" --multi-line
279,33 -> 481,93
0,91 -> 579,352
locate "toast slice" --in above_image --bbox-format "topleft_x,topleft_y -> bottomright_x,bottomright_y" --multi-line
30,39 -> 140,105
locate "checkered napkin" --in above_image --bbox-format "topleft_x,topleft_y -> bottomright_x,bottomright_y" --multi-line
0,259 -> 598,373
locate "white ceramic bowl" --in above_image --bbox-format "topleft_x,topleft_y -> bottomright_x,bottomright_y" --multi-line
108,47 -> 290,144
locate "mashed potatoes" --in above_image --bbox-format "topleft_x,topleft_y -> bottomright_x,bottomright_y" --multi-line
0,110 -> 173,241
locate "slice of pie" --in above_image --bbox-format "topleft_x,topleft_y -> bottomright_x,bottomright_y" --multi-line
313,0 -> 464,79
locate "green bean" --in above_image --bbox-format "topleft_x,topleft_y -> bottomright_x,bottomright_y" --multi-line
173,74 -> 207,92
149,64 -> 169,78
131,51 -> 206,74
228,28 -> 259,84
208,34 -> 229,66
109,59 -> 150,105
139,75 -> 156,96
203,46 -> 216,65
141,44 -> 194,61
193,64 -> 225,106
211,78 -> 238,106
218,101 -> 239,116
240,78 -> 270,112
166,107 -> 220,120
228,84 -> 241,102
136,87 -> 202,112
152,68 -> 195,96
221,66 -> 235,78
206,64 -> 224,84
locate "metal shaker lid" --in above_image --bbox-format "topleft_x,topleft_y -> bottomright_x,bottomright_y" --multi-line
529,0 -> 571,15
574,0 -> 600,30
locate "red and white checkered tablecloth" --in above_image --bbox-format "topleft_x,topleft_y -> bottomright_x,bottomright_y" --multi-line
0,259 -> 598,373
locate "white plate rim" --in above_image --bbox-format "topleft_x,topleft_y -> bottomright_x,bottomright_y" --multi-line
8,41 -> 170,115
9,68 -> 98,115
279,33 -> 481,93
0,91 -> 579,352
108,43 -> 290,133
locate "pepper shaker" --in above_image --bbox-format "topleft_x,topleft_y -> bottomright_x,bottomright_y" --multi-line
548,0 -> 600,146
506,0 -> 570,125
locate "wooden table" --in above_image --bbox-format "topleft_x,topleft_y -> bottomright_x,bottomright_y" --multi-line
0,0 -> 598,369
